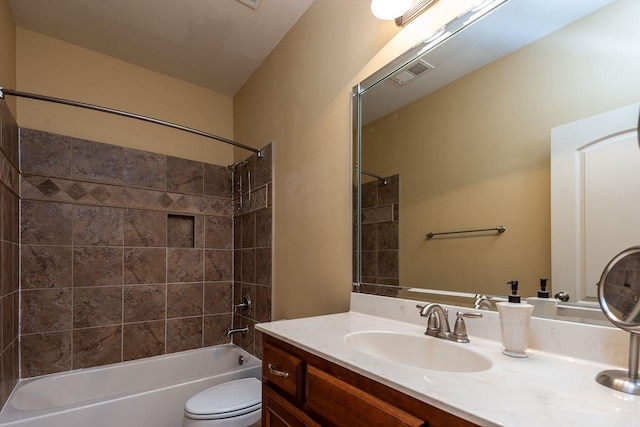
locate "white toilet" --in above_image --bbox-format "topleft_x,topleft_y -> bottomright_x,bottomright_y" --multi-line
182,378 -> 262,427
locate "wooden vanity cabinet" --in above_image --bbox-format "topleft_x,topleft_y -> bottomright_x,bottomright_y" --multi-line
262,334 -> 477,427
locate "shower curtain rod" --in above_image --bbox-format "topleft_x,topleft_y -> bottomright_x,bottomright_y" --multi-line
0,87 -> 262,158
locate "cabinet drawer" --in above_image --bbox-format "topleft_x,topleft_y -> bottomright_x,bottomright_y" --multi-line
263,342 -> 305,401
263,385 -> 321,427
306,365 -> 426,427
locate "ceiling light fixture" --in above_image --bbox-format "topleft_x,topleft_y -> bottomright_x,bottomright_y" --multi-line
370,0 -> 413,21
394,0 -> 440,27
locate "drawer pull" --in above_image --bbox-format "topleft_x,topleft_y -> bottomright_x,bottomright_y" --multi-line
268,364 -> 290,378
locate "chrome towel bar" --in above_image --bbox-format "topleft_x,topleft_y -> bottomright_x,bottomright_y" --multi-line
426,225 -> 506,239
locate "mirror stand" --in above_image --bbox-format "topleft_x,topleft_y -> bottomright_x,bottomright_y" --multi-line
596,333 -> 640,395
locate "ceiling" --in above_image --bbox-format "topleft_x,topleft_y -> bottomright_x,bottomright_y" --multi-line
9,0 -> 314,96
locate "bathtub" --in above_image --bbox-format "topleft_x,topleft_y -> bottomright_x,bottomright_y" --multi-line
0,344 -> 261,427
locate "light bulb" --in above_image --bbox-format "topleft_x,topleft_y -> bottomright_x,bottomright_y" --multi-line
370,0 -> 413,20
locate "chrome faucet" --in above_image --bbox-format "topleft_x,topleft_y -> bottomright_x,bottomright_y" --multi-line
416,303 -> 482,343
226,326 -> 249,337
473,294 -> 493,310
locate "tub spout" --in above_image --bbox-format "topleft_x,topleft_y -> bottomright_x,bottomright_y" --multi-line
226,326 -> 249,337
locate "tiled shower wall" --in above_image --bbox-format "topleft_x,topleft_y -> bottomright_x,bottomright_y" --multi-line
19,129 -> 272,378
230,144 -> 272,359
355,174 -> 400,297
0,99 -> 20,407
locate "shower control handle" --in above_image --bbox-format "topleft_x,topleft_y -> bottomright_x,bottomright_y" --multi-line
268,364 -> 290,378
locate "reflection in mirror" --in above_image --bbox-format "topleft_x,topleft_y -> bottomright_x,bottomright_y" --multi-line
352,0 -> 640,323
596,247 -> 640,395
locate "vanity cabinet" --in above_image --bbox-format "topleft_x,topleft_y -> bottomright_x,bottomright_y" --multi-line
261,334 -> 477,427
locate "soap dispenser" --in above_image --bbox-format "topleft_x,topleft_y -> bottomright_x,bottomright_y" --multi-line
526,278 -> 558,318
496,280 -> 534,358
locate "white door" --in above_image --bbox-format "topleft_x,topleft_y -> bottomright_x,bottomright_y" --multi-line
551,102 -> 640,303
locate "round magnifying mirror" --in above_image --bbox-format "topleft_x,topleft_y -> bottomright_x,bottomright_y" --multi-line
596,246 -> 640,395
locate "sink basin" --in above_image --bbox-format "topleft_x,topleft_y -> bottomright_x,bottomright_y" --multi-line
345,331 -> 492,373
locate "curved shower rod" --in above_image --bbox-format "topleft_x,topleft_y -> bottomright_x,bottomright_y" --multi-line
0,87 -> 263,158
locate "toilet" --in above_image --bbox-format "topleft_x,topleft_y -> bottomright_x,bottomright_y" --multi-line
182,378 -> 262,427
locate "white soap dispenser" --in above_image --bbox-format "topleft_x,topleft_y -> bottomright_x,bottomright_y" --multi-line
496,280 -> 534,358
526,278 -> 558,318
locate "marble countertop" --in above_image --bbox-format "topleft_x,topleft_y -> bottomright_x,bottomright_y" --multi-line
256,295 -> 640,427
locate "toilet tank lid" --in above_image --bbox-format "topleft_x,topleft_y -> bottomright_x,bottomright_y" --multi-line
185,378 -> 262,416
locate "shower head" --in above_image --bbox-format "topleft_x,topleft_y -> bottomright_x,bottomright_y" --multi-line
227,160 -> 248,172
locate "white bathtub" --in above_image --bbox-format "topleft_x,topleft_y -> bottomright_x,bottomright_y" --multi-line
0,344 -> 261,427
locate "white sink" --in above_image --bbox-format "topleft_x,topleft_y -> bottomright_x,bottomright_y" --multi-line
345,331 -> 492,373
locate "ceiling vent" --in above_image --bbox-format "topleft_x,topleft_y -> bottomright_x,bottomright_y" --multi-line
390,58 -> 434,86
235,0 -> 263,9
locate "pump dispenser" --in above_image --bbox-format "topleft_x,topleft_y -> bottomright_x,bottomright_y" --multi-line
496,280 -> 534,358
527,278 -> 559,318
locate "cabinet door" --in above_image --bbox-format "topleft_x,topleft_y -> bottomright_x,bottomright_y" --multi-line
263,385 -> 321,427
305,365 -> 426,427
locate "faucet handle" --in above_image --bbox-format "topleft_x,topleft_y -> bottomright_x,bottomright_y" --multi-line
452,311 -> 483,343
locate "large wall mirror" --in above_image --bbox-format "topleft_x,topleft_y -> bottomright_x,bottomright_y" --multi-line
352,0 -> 640,321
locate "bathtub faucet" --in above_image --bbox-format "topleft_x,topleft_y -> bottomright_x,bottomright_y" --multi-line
226,326 -> 249,337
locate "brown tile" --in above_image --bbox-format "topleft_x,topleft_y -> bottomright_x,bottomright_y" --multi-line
255,286 -> 272,323
255,248 -> 272,286
21,200 -> 73,244
254,329 -> 264,360
378,174 -> 399,205
74,286 -> 123,328
73,206 -> 123,246
204,314 -> 231,346
194,215 -> 205,248
21,245 -> 73,289
2,294 -> 13,346
233,251 -> 241,283
241,249 -> 256,283
21,288 -> 72,334
167,283 -> 203,318
255,208 -> 272,248
240,212 -> 255,248
1,242 -> 11,296
168,214 -> 195,248
362,224 -> 377,250
234,315 -> 255,354
166,317 -> 202,353
1,341 -> 15,403
203,163 -> 232,198
204,216 -> 232,249
73,247 -> 123,287
378,221 -> 399,250
73,326 -> 122,369
124,284 -> 166,322
167,157 -> 203,195
73,139 -> 123,184
123,321 -> 165,361
377,250 -> 399,279
205,250 -> 233,282
19,129 -> 73,178
361,180 -> 378,209
21,331 -> 72,377
2,101 -> 19,167
233,217 -> 241,249
361,251 -> 377,277
253,143 -> 272,188
123,148 -> 166,190
124,209 -> 166,247
124,248 -> 166,284
1,185 -> 15,243
204,282 -> 232,314
167,248 -> 203,283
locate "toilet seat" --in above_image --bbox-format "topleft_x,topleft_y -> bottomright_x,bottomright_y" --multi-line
184,378 -> 262,420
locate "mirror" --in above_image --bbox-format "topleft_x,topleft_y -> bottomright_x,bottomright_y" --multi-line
596,246 -> 640,394
353,0 -> 640,319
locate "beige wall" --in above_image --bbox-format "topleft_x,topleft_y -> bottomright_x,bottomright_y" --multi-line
16,28 -> 234,164
0,0 -> 16,115
362,0 -> 640,298
234,0 -> 401,319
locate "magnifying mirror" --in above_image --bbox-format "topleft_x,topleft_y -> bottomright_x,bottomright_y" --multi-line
596,246 -> 640,395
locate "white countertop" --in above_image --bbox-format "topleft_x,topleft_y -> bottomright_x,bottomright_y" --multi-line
256,293 -> 640,427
